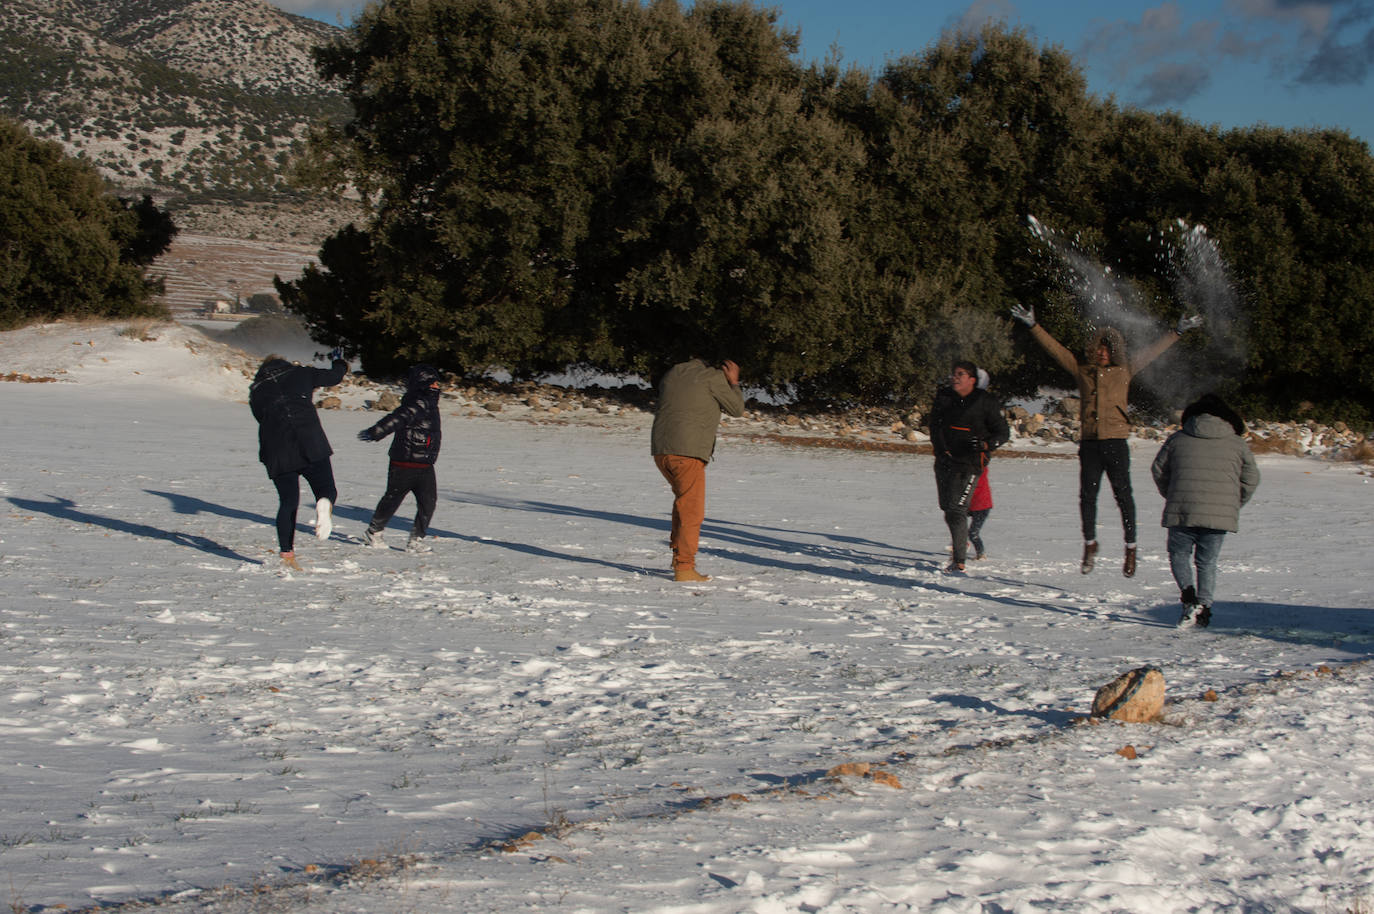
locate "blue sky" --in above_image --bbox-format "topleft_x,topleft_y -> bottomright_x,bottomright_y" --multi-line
275,0 -> 1374,145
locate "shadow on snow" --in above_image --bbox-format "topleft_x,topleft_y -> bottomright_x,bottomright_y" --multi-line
11,494 -> 258,563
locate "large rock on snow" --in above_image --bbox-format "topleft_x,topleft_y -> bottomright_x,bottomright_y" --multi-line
1092,666 -> 1165,722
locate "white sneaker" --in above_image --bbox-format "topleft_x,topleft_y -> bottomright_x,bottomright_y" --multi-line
406,535 -> 432,554
363,528 -> 386,549
314,498 -> 333,540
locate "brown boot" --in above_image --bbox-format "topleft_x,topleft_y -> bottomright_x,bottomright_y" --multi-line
1080,541 -> 1098,574
1123,545 -> 1137,578
281,551 -> 302,571
674,566 -> 710,582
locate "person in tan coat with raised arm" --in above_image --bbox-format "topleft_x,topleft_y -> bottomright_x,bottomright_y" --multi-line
1010,304 -> 1202,577
651,357 -> 745,582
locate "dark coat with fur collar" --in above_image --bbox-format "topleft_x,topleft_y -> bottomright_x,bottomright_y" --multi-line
249,358 -> 347,477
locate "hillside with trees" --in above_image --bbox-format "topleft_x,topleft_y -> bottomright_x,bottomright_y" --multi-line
0,0 -> 348,202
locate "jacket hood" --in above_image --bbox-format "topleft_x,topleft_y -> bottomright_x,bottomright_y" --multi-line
1085,327 -> 1128,366
1183,412 -> 1241,439
1182,393 -> 1246,435
407,364 -> 441,393
252,357 -> 293,384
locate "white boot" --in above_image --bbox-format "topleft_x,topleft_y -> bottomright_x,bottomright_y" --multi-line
314,497 -> 333,540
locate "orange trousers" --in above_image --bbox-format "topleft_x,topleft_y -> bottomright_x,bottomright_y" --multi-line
654,454 -> 707,570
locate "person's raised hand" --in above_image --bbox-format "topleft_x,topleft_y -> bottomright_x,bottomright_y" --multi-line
1175,314 -> 1203,334
1009,303 -> 1036,327
721,359 -> 741,387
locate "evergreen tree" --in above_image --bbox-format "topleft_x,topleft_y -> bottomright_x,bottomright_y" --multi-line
288,0 -> 870,388
0,117 -> 169,328
827,24 -> 1103,403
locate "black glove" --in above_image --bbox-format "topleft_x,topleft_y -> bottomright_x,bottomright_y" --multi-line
357,428 -> 376,442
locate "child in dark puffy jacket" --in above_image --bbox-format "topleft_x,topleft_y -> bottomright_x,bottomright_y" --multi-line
357,364 -> 443,553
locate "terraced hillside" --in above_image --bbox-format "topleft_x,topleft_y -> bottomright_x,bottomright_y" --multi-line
148,233 -> 318,317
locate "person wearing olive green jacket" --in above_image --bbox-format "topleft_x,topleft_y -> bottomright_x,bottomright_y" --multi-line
651,358 -> 745,582
1011,304 -> 1202,578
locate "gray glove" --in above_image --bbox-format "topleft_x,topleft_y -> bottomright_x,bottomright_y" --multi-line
1175,314 -> 1202,334
329,346 -> 345,362
1009,303 -> 1036,327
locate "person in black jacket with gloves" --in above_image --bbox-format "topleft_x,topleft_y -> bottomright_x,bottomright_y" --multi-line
357,364 -> 443,554
249,349 -> 348,569
928,360 -> 1010,573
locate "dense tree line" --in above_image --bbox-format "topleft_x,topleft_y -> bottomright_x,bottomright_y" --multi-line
281,0 -> 1374,424
0,117 -> 175,328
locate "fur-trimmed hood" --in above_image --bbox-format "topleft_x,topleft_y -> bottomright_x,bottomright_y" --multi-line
1086,327 -> 1128,366
1182,393 -> 1246,436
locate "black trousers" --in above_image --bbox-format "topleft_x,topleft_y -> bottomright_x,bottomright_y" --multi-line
1079,438 -> 1135,543
271,457 -> 337,553
367,463 -> 437,537
934,459 -> 979,564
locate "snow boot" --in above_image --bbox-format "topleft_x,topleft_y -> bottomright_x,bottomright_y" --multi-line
943,560 -> 966,574
1080,541 -> 1098,574
1123,544 -> 1137,578
406,534 -> 432,554
281,551 -> 301,571
1177,586 -> 1197,627
674,566 -> 710,582
314,497 -> 333,540
363,528 -> 386,549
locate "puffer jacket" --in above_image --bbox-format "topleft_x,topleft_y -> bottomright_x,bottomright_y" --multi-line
363,364 -> 443,465
1029,324 -> 1179,440
1151,409 -> 1260,532
929,385 -> 1010,471
249,357 -> 347,477
650,359 -> 745,462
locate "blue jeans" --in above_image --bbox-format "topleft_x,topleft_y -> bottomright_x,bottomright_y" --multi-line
1167,526 -> 1227,606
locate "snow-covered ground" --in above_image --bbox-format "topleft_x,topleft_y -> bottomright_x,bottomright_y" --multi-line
2,321 -> 1372,914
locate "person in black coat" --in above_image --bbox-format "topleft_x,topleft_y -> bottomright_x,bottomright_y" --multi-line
928,360 -> 1010,573
357,364 -> 443,553
249,350 -> 348,568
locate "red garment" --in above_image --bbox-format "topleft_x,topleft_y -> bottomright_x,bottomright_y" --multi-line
969,466 -> 992,512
